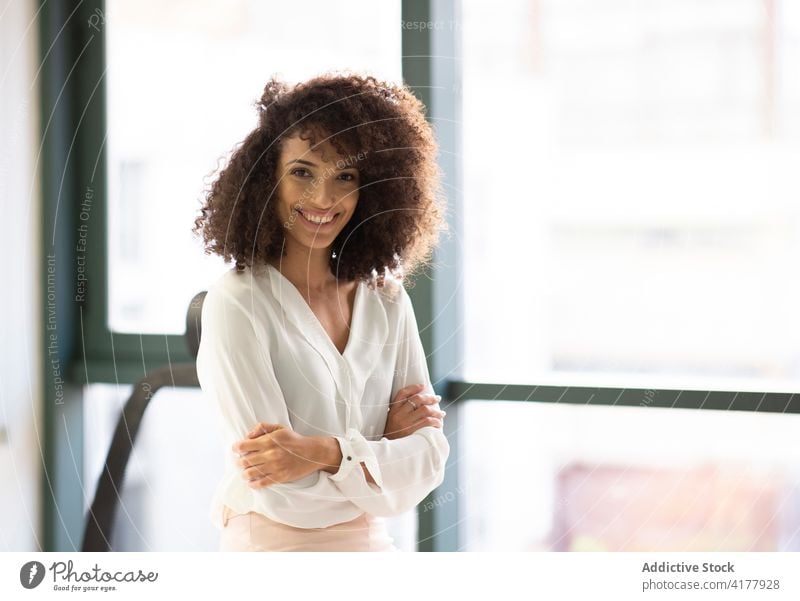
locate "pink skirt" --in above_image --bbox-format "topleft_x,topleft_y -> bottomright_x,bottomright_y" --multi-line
218,504 -> 400,552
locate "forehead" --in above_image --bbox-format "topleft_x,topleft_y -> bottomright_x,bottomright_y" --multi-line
279,131 -> 350,165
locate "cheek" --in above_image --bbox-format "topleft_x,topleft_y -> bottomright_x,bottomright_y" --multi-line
277,183 -> 303,213
280,180 -> 300,199
343,193 -> 359,214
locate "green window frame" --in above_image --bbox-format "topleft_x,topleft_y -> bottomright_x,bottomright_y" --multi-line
41,0 -> 795,553
38,0 -> 457,552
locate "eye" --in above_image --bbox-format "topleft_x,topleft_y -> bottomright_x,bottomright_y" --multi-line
338,173 -> 357,182
291,168 -> 312,178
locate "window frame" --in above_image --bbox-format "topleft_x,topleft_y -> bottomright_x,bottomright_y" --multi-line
40,0 -> 455,551
41,0 -> 794,554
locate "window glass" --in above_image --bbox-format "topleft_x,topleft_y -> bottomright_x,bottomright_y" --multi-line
461,400 -> 800,550
106,0 -> 402,333
462,0 -> 800,392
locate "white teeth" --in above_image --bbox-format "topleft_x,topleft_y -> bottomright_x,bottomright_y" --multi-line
300,211 -> 334,224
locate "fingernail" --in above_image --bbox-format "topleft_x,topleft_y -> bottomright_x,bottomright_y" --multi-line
435,395 -> 442,400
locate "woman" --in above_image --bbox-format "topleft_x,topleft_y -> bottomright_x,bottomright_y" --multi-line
192,73 -> 450,551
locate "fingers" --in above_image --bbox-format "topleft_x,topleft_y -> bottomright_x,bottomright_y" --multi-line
242,464 -> 272,482
391,391 -> 442,412
384,386 -> 446,440
232,427 -> 288,488
390,383 -> 426,406
393,394 -> 444,419
232,423 -> 285,454
232,436 -> 275,455
237,452 -> 268,469
401,400 -> 445,419
412,415 -> 444,429
246,422 -> 285,439
415,391 -> 442,405
417,404 -> 446,419
384,402 -> 446,438
238,452 -> 280,486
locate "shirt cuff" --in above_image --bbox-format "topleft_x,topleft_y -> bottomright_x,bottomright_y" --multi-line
327,427 -> 384,489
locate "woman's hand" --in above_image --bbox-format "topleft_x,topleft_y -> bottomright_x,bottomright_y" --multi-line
231,422 -> 322,489
383,383 -> 446,440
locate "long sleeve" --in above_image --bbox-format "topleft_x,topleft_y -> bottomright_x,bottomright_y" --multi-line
198,275 -> 450,526
196,284 -> 361,526
324,285 -> 451,517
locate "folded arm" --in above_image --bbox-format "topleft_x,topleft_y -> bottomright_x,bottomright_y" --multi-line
320,284 -> 451,516
196,283 -> 449,520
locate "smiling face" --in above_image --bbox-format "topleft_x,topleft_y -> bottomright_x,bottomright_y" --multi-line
275,130 -> 361,254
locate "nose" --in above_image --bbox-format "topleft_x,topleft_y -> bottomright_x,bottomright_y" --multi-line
307,175 -> 339,209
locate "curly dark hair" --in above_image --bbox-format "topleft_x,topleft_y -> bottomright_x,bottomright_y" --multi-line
192,71 -> 449,290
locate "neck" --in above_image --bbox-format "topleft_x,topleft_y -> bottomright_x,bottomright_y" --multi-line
270,239 -> 337,293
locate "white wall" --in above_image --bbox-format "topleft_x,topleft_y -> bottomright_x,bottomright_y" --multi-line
0,0 -> 43,551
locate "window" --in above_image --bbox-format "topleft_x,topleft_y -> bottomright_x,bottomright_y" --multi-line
462,0 -> 800,392
83,384 -> 223,550
461,400 -> 800,551
455,0 -> 800,553
105,0 -> 402,333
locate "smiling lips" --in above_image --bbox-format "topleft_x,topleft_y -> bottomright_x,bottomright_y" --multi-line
295,208 -> 340,229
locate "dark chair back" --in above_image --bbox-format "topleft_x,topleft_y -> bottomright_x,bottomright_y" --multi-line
81,291 -> 207,551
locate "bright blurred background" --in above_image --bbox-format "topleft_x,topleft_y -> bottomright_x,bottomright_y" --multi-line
2,0 -> 799,552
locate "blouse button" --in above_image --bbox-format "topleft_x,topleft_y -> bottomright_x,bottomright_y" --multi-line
346,455 -> 352,461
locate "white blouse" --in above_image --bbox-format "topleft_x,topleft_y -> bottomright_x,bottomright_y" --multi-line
196,262 -> 450,529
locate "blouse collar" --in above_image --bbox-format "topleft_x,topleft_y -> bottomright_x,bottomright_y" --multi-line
265,263 -> 389,411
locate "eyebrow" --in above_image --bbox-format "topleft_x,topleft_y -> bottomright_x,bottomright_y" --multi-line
285,158 -> 358,171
